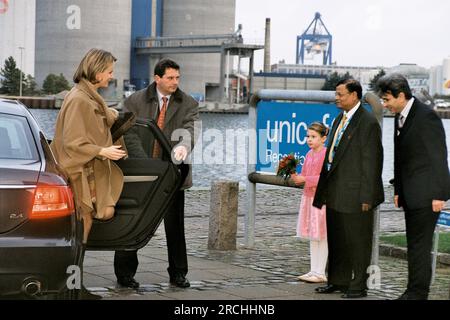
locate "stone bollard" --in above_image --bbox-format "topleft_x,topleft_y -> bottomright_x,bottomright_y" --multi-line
208,181 -> 239,250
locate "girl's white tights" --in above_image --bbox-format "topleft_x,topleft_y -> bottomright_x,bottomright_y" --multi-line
310,239 -> 328,276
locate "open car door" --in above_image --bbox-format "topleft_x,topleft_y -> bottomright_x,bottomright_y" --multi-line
87,119 -> 184,251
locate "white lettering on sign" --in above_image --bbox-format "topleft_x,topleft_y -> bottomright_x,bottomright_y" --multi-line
265,150 -> 306,166
66,5 -> 81,30
266,113 -> 332,145
438,211 -> 450,227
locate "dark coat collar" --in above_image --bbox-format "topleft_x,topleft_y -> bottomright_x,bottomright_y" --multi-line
145,82 -> 183,103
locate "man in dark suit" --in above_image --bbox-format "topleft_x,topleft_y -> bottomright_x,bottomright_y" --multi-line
313,79 -> 384,298
376,74 -> 450,300
114,59 -> 199,289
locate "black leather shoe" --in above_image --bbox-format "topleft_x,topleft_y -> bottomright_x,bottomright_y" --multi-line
170,275 -> 190,288
341,290 -> 367,299
315,284 -> 348,294
396,292 -> 409,300
395,292 -> 426,300
117,277 -> 140,289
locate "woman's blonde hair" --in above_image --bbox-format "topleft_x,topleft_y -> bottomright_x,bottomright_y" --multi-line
73,48 -> 117,84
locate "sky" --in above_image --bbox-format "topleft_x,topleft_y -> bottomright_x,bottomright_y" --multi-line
235,0 -> 450,71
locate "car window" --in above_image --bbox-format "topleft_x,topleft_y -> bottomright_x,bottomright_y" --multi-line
0,114 -> 38,160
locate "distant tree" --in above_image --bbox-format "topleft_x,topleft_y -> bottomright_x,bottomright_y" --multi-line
24,75 -> 40,96
369,69 -> 386,91
0,56 -> 26,95
42,73 -> 71,94
321,71 -> 352,91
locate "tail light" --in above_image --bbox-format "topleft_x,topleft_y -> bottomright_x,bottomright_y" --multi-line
30,185 -> 75,219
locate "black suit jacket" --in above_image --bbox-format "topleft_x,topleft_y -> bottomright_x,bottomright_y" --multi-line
394,98 -> 450,209
313,105 -> 384,213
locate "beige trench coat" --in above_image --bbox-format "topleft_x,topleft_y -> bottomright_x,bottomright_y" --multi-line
50,79 -> 125,219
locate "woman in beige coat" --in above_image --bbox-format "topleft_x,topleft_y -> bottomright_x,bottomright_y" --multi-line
51,49 -> 126,245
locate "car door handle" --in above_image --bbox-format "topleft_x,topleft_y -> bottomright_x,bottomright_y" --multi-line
123,176 -> 159,183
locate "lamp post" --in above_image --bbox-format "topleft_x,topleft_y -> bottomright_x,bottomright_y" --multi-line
18,46 -> 25,97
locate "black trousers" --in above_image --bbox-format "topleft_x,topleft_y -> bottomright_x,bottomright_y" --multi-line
403,205 -> 440,299
114,190 -> 188,280
326,208 -> 374,291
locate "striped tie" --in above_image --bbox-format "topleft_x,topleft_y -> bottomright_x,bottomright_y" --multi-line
328,114 -> 347,164
152,96 -> 168,158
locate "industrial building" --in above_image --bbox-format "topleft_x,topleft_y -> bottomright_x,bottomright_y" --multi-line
254,12 -> 381,93
2,3 -> 440,102
264,62 -> 433,95
269,62 -> 381,92
261,13 -> 433,96
160,0 -> 236,96
430,57 -> 450,96
253,72 -> 326,92
388,63 -> 430,96
0,0 -> 244,99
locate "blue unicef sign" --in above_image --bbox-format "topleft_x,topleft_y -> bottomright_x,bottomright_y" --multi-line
438,211 -> 450,227
256,101 -> 340,173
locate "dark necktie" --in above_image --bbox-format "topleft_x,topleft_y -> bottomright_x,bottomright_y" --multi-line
398,115 -> 405,128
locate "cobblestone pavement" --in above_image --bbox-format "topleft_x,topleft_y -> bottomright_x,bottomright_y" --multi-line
185,185 -> 415,233
85,186 -> 450,300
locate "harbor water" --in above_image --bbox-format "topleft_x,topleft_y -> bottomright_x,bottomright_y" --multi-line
29,110 -> 450,189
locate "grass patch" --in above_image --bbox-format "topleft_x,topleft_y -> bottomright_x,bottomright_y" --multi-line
380,232 -> 450,254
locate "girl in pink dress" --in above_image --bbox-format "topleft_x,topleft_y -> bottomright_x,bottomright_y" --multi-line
291,122 -> 328,283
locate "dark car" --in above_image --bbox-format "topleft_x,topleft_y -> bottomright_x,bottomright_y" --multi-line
0,99 -> 183,299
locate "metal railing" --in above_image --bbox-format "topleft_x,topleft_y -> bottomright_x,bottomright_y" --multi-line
135,34 -> 242,50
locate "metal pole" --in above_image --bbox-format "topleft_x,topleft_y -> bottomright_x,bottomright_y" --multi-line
19,47 -> 25,97
236,57 -> 241,104
431,226 -> 440,284
151,0 -> 157,37
225,50 -> 230,100
248,53 -> 255,104
219,48 -> 226,102
245,99 -> 257,247
371,207 -> 381,266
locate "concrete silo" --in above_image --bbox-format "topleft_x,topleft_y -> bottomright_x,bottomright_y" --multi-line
161,0 -> 236,96
443,57 -> 450,96
35,0 -> 132,97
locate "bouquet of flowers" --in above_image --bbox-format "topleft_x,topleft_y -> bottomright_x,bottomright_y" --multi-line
276,153 -> 300,180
